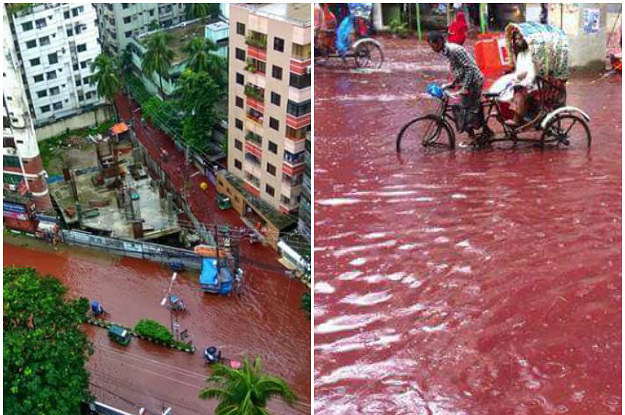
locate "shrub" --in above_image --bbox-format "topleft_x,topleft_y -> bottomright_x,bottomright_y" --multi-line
134,319 -> 173,343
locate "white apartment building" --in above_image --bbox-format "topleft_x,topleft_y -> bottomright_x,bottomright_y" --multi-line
9,3 -> 103,126
3,11 -> 52,212
94,3 -> 189,55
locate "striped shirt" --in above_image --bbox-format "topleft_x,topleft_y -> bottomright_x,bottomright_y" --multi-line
442,42 -> 484,94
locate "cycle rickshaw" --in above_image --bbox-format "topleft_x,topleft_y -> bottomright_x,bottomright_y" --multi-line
315,3 -> 384,69
397,22 -> 591,151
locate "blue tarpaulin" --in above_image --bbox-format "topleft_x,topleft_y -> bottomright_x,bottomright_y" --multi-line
199,258 -> 233,295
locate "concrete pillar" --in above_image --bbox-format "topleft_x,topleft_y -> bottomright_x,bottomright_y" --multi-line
548,3 -> 607,72
372,3 -> 386,31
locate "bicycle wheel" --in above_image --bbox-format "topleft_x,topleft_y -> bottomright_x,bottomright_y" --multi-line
540,113 -> 591,148
396,115 -> 455,152
353,41 -> 384,69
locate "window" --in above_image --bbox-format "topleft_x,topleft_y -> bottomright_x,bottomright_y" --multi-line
73,63 -> 79,71
49,86 -> 60,96
234,159 -> 242,170
35,18 -> 46,28
274,37 -> 284,52
30,58 -> 41,67
85,92 -> 93,99
77,44 -> 87,52
123,16 -> 131,24
236,22 -> 245,35
72,6 -> 84,17
269,118 -> 279,131
235,96 -> 243,108
149,10 -> 154,16
235,139 -> 243,151
122,3 -> 129,9
80,61 -> 88,69
53,102 -> 63,110
46,71 -> 57,80
236,73 -> 244,85
26,40 -> 36,49
36,90 -> 47,98
40,105 -> 51,113
48,53 -> 58,64
265,184 -> 275,197
271,92 -> 281,106
235,48 -> 245,61
235,118 -> 243,130
4,155 -> 21,168
83,76 -> 90,84
272,65 -> 283,80
34,74 -> 44,83
39,36 -> 50,46
287,100 -> 311,117
268,141 -> 278,154
64,11 -> 70,19
75,79 -> 81,87
21,21 -> 33,31
290,72 -> 311,89
266,163 -> 276,176
66,28 -> 73,37
78,94 -> 84,101
125,31 -> 132,38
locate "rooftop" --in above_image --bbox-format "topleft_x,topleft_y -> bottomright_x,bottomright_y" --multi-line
237,3 -> 310,27
136,18 -> 221,64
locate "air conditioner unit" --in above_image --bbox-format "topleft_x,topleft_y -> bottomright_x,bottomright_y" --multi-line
8,184 -> 17,191
305,66 -> 311,75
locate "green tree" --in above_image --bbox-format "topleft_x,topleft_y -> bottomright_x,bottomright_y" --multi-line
4,267 -> 92,415
90,53 -> 122,120
199,356 -> 297,415
182,37 -> 226,87
300,291 -> 311,320
185,3 -> 219,20
176,69 -> 220,150
148,19 -> 159,31
141,32 -> 174,100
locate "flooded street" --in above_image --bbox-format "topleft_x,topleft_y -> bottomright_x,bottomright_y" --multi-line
4,241 -> 310,415
314,38 -> 621,414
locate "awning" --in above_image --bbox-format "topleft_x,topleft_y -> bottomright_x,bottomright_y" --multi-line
111,122 -> 129,135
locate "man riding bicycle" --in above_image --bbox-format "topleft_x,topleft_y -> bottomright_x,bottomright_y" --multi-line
427,32 -> 492,145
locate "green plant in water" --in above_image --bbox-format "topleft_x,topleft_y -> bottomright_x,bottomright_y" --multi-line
389,19 -> 410,38
134,319 -> 173,343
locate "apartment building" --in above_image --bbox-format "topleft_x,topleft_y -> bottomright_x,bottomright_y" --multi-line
9,3 -> 103,126
226,3 -> 311,223
3,11 -> 52,213
298,131 -> 311,240
94,3 -> 188,55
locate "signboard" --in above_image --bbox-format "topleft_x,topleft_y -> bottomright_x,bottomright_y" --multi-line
3,201 -> 26,213
583,8 -> 601,34
180,329 -> 189,340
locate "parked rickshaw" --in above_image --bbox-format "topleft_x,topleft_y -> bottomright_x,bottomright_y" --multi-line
315,3 -> 384,69
216,193 -> 232,210
203,346 -> 242,369
108,324 -> 131,346
397,23 -> 591,151
91,300 -> 106,317
169,294 -> 186,313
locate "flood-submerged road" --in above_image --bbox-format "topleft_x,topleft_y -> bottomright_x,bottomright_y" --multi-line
4,241 -> 311,415
314,38 -> 621,414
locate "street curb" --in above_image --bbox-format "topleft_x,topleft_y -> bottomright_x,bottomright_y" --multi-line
86,318 -> 196,353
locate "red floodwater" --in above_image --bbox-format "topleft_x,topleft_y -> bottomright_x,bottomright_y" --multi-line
314,38 -> 621,414
5,242 -> 310,413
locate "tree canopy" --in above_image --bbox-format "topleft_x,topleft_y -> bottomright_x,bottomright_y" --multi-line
90,53 -> 122,119
4,267 -> 92,415
182,37 -> 226,87
199,356 -> 297,415
185,3 -> 220,20
141,32 -> 174,99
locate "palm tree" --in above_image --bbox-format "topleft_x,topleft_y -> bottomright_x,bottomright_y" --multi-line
185,3 -> 219,21
141,32 -> 174,100
182,37 -> 225,80
90,54 -> 121,121
199,357 -> 297,415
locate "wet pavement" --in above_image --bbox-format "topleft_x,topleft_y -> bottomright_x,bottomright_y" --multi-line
4,240 -> 310,415
314,38 -> 621,414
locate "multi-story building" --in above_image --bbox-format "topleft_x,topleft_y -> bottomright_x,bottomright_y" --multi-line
298,131 -> 311,240
3,10 -> 52,213
8,3 -> 104,126
226,3 -> 311,219
94,3 -> 188,55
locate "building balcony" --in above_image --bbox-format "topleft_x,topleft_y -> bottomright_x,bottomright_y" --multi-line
246,109 -> 264,126
245,59 -> 266,76
282,160 -> 305,177
286,113 -> 311,130
244,160 -> 262,178
246,96 -> 264,113
288,86 -> 311,104
244,141 -> 262,159
279,200 -> 299,214
289,57 -> 311,75
245,131 -> 262,146
284,136 -> 306,154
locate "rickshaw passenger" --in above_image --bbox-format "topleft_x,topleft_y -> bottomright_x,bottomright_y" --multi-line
492,31 -> 538,125
336,15 -> 355,56
428,32 -> 489,139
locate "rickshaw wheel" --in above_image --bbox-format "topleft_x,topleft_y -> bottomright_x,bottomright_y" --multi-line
540,114 -> 591,148
397,115 -> 455,152
354,41 -> 384,69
